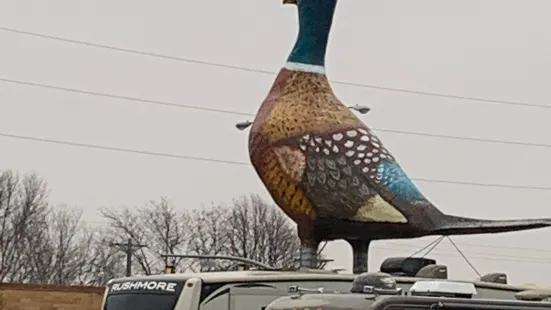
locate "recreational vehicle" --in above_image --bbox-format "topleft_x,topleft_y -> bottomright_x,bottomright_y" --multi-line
100,256 -> 547,310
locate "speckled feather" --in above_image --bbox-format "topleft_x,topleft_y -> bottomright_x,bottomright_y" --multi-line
249,69 -> 430,240
294,127 -> 429,214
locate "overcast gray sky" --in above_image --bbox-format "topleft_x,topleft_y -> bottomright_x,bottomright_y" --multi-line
1,0 -> 551,284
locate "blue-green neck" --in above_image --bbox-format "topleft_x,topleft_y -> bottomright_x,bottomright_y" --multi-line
287,0 -> 337,67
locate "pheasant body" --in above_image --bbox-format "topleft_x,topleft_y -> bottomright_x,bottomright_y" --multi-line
249,68 -> 435,246
247,0 -> 551,271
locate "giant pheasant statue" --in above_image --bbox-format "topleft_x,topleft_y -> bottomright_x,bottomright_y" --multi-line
248,0 -> 551,272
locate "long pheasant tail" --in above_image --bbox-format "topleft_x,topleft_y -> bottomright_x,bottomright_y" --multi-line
433,214 -> 551,235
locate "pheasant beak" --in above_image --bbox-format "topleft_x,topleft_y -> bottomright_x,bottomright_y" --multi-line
283,0 -> 297,5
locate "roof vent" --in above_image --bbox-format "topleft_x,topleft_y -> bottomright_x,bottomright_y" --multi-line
351,272 -> 402,295
415,264 -> 448,279
480,273 -> 507,285
516,289 -> 551,302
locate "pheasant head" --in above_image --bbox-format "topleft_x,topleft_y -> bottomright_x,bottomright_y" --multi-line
250,0 -> 362,148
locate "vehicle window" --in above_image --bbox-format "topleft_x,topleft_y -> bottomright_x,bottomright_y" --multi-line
200,280 -> 354,303
200,283 -> 226,303
104,293 -> 178,310
200,280 -> 354,310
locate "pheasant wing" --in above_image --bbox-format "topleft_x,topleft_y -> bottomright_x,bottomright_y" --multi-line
287,127 -> 421,223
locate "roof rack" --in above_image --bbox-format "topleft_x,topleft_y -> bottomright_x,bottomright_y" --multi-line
160,254 -> 277,271
160,253 -> 344,274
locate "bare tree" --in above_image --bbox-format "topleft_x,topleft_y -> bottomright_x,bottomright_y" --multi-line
141,197 -> 191,269
79,228 -> 126,285
2,170 -> 334,284
95,193 -> 331,277
23,205 -> 100,285
0,170 -> 49,282
187,204 -> 233,272
225,194 -> 301,269
0,170 -> 124,285
100,197 -> 190,276
184,195 -> 327,271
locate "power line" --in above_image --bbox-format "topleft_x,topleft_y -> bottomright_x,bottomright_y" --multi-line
49,215 -> 551,266
3,77 -> 551,150
384,239 -> 551,263
375,245 -> 551,265
380,240 -> 551,263
87,219 -> 551,265
385,241 -> 551,255
439,241 -> 551,253
2,131 -> 551,191
2,17 -> 550,257
81,219 -> 551,256
379,128 -> 551,149
91,219 -> 551,264
3,28 -> 548,268
0,77 -> 253,116
1,26 -> 550,110
0,132 -> 248,165
416,245 -> 551,262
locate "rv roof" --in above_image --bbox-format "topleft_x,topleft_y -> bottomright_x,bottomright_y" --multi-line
107,270 -> 532,292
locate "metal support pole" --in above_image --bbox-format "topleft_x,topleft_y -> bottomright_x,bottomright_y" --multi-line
110,238 -> 147,277
347,239 -> 372,274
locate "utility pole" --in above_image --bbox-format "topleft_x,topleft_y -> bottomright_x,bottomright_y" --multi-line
110,238 -> 147,277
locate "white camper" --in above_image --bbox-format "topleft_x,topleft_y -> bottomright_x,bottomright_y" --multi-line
100,269 -> 533,310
